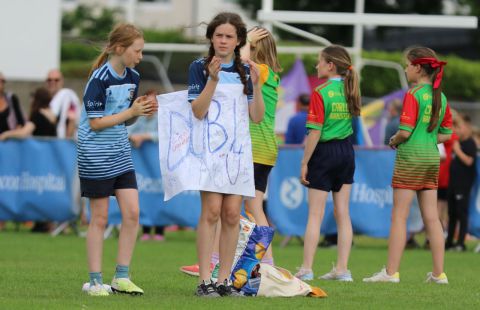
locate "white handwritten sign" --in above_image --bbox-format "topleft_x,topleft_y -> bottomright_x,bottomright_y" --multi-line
157,85 -> 255,201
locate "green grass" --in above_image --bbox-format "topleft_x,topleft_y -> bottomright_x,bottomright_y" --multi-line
0,229 -> 479,309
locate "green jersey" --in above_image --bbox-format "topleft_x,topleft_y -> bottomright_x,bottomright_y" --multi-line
249,64 -> 280,166
306,79 -> 353,142
392,84 -> 453,189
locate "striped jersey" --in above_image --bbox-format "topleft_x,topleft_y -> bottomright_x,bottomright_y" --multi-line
392,83 -> 453,190
306,79 -> 353,142
187,58 -> 253,103
249,64 -> 279,166
77,62 -> 140,179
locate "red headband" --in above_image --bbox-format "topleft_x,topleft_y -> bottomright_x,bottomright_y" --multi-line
411,57 -> 447,89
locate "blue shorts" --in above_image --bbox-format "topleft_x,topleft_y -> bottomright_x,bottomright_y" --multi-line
306,136 -> 355,192
80,170 -> 138,198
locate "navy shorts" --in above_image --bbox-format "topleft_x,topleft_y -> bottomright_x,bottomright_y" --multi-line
306,136 -> 355,192
80,170 -> 138,198
254,163 -> 273,193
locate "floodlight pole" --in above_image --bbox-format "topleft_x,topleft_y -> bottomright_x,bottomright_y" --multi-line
262,0 -> 273,32
124,0 -> 137,23
353,0 -> 365,68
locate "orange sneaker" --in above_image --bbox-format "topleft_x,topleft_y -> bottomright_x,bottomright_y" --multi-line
180,263 -> 215,277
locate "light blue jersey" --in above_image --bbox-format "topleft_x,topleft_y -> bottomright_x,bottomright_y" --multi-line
78,62 -> 140,179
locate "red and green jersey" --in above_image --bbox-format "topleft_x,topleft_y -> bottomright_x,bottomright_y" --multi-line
306,79 -> 353,142
249,64 -> 280,166
392,84 -> 453,190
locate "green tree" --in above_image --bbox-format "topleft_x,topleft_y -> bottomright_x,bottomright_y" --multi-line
62,5 -> 122,41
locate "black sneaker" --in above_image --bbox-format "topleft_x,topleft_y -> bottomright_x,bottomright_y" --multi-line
318,235 -> 337,248
216,279 -> 244,297
405,237 -> 420,249
445,241 -> 454,251
196,280 -> 220,297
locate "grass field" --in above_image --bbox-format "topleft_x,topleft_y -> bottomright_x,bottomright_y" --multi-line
0,228 -> 479,309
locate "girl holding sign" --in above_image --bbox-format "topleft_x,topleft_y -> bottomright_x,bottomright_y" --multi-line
188,12 -> 264,297
364,46 -> 452,284
78,23 -> 157,296
296,45 -> 360,282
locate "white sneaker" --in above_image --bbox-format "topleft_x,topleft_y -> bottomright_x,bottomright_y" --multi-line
319,265 -> 353,282
425,272 -> 448,284
82,280 -> 111,296
294,267 -> 314,281
474,243 -> 480,253
363,267 -> 400,283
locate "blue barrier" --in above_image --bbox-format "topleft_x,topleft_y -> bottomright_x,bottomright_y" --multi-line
469,160 -> 480,238
0,139 -> 478,238
268,147 -> 396,237
0,139 -> 78,222
106,142 -> 201,227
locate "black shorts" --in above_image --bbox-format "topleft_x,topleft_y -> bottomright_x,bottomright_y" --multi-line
80,170 -> 138,198
254,163 -> 273,193
306,137 -> 355,192
437,188 -> 448,200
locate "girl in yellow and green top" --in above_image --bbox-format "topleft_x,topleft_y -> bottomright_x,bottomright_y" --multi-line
296,45 -> 361,281
364,46 -> 452,284
241,27 -> 281,266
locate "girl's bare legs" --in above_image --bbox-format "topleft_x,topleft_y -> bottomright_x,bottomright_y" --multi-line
301,188 -> 328,270
418,189 -> 445,276
217,194 -> 242,283
87,197 -> 109,272
386,188 -> 415,275
437,198 -> 448,231
332,184 -> 353,273
197,191 -> 222,282
212,220 -> 220,263
115,188 -> 140,266
245,190 -> 273,260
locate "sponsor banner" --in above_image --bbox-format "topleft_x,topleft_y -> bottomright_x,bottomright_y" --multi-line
0,139 -> 78,221
2,140 -> 478,238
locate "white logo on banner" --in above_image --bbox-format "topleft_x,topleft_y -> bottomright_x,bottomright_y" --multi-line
280,177 -> 304,209
157,86 -> 254,201
0,172 -> 65,194
351,183 -> 392,209
136,173 -> 163,194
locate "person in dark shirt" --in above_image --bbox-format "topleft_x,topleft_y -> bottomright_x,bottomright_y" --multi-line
383,99 -> 402,145
0,72 -> 25,135
446,113 -> 477,251
0,87 -> 56,140
285,94 -> 310,144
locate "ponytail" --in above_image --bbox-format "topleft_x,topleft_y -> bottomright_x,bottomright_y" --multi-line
406,47 -> 447,132
233,48 -> 248,95
429,68 -> 442,132
322,45 -> 361,116
89,50 -> 109,78
204,45 -> 215,79
344,66 -> 361,116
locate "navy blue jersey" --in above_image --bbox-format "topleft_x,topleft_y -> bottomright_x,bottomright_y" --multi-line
187,58 -> 253,103
78,62 -> 140,179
